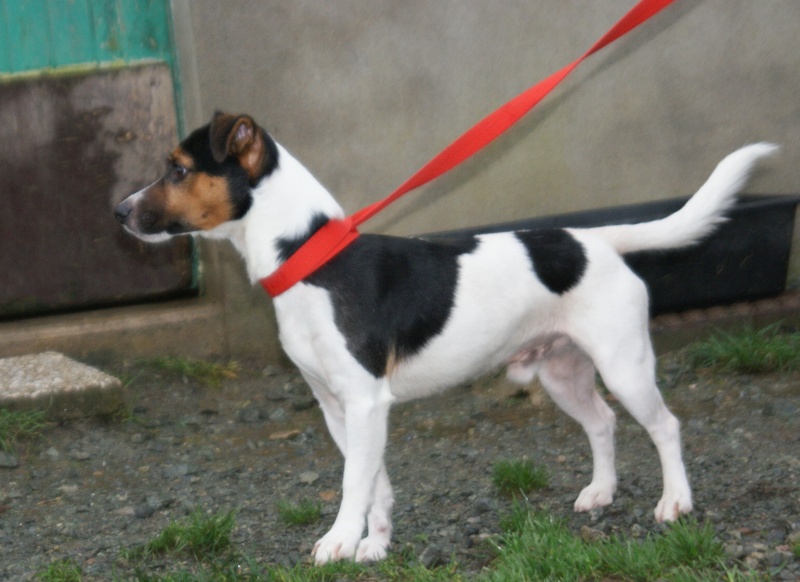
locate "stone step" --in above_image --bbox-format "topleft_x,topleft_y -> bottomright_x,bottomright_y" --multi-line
0,351 -> 123,420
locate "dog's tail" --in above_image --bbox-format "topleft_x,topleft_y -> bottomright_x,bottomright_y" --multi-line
586,143 -> 779,255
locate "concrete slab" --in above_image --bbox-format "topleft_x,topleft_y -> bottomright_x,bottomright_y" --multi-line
0,351 -> 123,420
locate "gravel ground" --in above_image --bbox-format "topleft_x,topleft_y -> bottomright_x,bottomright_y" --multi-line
1,355 -> 798,580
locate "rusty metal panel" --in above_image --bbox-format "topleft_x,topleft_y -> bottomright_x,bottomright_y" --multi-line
0,64 -> 195,320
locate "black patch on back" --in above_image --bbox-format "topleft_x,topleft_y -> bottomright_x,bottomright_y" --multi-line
514,229 -> 587,294
305,233 -> 480,378
179,123 -> 281,220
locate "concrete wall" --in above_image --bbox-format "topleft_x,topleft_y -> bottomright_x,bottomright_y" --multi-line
168,0 -> 800,361
176,0 -> 799,224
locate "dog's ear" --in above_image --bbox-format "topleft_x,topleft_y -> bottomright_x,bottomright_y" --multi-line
209,112 -> 269,181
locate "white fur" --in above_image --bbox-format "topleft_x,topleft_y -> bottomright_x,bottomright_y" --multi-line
120,141 -> 777,564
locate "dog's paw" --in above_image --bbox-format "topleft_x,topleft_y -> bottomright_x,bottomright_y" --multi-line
312,529 -> 360,565
355,536 -> 389,562
574,482 -> 615,512
654,492 -> 693,523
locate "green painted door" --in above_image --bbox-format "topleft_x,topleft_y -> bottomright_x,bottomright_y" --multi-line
1,1 -> 174,71
0,1 -> 195,320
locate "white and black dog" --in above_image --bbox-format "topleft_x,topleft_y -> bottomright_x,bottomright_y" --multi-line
115,112 -> 776,564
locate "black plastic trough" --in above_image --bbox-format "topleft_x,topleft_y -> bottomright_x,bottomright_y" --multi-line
425,195 -> 800,314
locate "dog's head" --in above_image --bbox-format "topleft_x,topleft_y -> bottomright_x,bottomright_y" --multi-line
114,112 -> 278,242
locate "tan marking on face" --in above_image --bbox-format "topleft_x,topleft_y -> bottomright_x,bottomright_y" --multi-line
163,172 -> 236,231
133,146 -> 235,232
170,149 -> 195,170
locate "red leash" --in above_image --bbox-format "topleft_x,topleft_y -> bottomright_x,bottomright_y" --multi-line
262,0 -> 677,297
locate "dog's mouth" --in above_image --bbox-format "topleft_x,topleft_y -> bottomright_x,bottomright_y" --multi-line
122,225 -> 175,243
115,197 -> 191,241
165,221 -> 189,235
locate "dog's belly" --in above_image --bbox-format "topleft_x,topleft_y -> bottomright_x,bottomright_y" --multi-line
386,236 -> 572,401
389,331 -> 569,401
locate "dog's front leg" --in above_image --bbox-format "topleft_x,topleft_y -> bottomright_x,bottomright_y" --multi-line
313,379 -> 393,564
356,463 -> 394,562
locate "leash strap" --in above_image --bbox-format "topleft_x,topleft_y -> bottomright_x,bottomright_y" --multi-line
262,0 -> 677,297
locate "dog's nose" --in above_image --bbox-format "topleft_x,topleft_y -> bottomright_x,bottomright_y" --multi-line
114,201 -> 132,224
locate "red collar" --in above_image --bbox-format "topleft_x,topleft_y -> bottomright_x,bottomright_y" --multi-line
260,217 -> 360,297
260,0 -> 676,298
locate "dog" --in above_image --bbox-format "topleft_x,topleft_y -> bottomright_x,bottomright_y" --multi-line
114,111 -> 776,564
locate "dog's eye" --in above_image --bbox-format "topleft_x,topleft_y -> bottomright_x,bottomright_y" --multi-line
169,163 -> 189,182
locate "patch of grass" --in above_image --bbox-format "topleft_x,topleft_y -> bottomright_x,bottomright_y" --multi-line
669,563 -> 767,581
486,508 -> 593,580
147,357 -> 239,388
277,499 -> 322,527
683,322 -> 800,373
35,558 -> 82,582
125,556 -> 463,582
115,368 -> 146,391
492,459 -> 549,497
123,508 -> 236,563
118,506 -> 472,581
598,518 -> 722,580
252,550 -> 464,581
91,502 -> 750,581
0,407 -> 48,452
291,545 -> 464,581
485,505 -> 725,581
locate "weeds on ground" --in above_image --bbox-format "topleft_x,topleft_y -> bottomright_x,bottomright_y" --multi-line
0,407 -> 48,452
35,558 -> 82,582
683,322 -> 800,373
276,499 -> 323,527
116,510 -> 463,581
64,501 -> 758,581
120,548 -> 463,582
272,546 -> 464,582
122,508 -> 237,563
492,458 -> 549,497
146,357 -> 240,388
485,503 -> 740,581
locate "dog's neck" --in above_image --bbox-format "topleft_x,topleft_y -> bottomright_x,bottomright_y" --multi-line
205,144 -> 345,283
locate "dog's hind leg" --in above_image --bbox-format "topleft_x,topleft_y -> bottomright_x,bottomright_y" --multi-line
563,246 -> 692,522
593,347 -> 692,522
536,344 -> 618,512
574,309 -> 693,523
